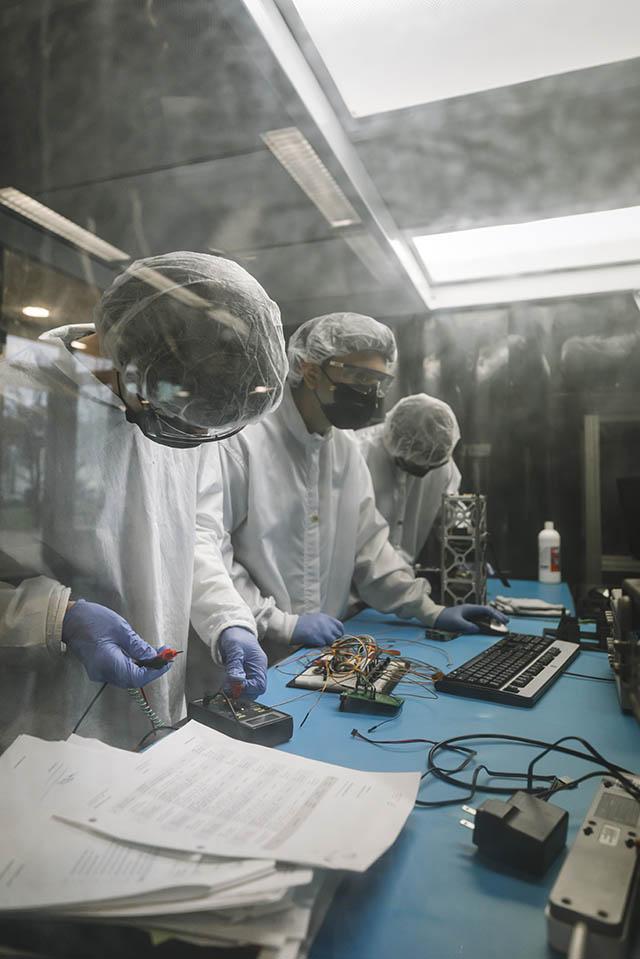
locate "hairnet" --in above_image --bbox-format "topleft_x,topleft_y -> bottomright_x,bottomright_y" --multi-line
287,312 -> 397,386
95,252 -> 287,432
383,393 -> 460,468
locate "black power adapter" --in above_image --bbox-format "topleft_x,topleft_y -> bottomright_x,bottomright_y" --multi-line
461,791 -> 569,876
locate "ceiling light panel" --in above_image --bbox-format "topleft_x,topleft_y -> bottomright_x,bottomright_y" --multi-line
261,127 -> 361,227
0,188 -> 130,262
290,0 -> 640,116
412,206 -> 640,284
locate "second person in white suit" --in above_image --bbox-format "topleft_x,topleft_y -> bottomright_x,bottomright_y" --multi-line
216,312 -> 506,656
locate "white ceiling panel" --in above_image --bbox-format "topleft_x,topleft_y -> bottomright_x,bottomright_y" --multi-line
290,0 -> 640,116
412,206 -> 640,283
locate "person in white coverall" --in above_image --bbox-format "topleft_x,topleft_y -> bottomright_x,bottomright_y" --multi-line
217,312 -> 506,656
0,252 -> 287,750
356,394 -> 461,565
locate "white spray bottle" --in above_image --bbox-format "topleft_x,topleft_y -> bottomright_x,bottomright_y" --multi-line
538,521 -> 561,584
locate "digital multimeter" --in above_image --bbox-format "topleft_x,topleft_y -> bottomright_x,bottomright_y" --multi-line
187,694 -> 294,747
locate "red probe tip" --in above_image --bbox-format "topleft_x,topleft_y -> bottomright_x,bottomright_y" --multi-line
135,648 -> 182,669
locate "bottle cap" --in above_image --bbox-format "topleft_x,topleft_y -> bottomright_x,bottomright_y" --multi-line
544,521 -> 554,530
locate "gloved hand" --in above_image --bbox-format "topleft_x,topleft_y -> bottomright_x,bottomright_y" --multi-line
63,600 -> 172,688
434,604 -> 509,635
218,626 -> 267,700
291,613 -> 344,648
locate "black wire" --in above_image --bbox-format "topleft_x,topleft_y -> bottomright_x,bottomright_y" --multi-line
537,770 -> 607,801
417,763 -> 491,809
71,682 -> 108,734
525,735 -> 640,800
135,725 -> 178,751
564,671 -> 615,683
351,731 -> 438,750
367,715 -> 399,734
353,729 -> 639,807
426,732 -> 635,796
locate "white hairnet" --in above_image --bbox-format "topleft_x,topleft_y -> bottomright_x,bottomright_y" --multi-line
287,312 -> 397,386
383,393 -> 460,468
95,251 -> 287,432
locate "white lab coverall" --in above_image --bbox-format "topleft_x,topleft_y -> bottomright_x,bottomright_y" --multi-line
0,332 -> 254,750
357,423 -> 461,562
217,386 -> 444,649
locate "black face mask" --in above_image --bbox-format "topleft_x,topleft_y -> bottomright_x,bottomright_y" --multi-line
319,382 -> 381,430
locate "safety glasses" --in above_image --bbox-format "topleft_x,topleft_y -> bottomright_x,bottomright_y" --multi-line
116,373 -> 243,448
323,360 -> 394,397
133,402 -> 244,448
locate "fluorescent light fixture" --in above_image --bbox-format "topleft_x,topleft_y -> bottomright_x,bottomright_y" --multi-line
243,0 -> 433,308
22,305 -> 50,318
0,188 -> 130,262
261,127 -> 360,228
289,0 -> 640,116
412,207 -> 640,285
69,340 -> 88,350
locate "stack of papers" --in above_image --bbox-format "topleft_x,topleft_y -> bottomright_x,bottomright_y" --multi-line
0,721 -> 420,958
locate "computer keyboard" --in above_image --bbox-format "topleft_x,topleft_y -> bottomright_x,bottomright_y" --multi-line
434,632 -> 580,707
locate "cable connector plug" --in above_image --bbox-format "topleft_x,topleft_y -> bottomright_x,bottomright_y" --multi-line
460,791 -> 568,876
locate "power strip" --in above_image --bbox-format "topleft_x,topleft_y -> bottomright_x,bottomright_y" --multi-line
546,776 -> 640,959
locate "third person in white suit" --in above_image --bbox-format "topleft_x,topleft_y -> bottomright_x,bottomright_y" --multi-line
356,394 -> 461,565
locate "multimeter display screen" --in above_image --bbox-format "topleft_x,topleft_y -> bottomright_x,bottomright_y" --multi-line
242,713 -> 281,728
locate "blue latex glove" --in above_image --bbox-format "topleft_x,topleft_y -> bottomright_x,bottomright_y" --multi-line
291,613 -> 344,648
434,604 -> 509,635
63,600 -> 172,688
218,626 -> 267,700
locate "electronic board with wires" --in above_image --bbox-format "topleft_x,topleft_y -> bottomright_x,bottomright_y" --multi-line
287,647 -> 411,694
274,634 -> 449,725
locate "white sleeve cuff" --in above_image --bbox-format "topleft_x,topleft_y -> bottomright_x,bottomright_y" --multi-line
208,618 -> 258,666
262,608 -> 299,645
421,603 -> 446,628
46,584 -> 72,656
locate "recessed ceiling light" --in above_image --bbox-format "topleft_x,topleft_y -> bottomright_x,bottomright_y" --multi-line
261,127 -> 361,228
22,306 -> 50,318
0,188 -> 130,262
412,207 -> 640,284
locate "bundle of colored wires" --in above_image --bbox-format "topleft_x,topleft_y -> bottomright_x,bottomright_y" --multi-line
273,633 -> 446,722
